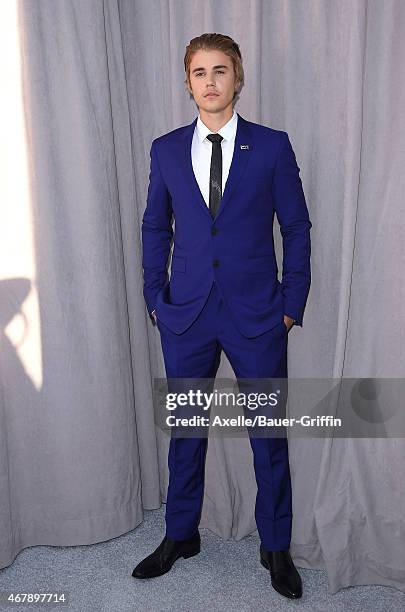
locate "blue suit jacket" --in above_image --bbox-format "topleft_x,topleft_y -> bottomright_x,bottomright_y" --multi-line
141,112 -> 312,337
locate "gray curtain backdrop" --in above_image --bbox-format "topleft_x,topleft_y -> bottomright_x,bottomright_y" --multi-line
1,0 -> 404,594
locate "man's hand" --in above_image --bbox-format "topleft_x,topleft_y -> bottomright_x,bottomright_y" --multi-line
150,309 -> 157,324
284,315 -> 295,332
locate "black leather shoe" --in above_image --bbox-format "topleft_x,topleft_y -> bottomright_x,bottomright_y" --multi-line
260,545 -> 303,599
132,532 -> 200,579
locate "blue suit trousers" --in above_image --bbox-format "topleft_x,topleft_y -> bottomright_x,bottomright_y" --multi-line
156,280 -> 293,551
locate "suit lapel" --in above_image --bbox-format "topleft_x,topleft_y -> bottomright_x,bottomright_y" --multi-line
179,112 -> 253,221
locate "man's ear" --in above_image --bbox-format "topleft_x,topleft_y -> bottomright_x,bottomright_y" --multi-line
185,77 -> 193,96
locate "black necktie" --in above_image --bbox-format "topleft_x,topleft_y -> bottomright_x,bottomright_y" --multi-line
206,133 -> 224,219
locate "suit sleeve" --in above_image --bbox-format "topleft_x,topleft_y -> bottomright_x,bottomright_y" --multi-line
271,131 -> 312,327
141,140 -> 174,316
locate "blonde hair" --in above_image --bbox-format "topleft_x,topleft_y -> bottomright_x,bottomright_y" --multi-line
184,33 -> 244,104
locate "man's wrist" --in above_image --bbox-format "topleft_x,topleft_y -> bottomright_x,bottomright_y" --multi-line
284,314 -> 295,330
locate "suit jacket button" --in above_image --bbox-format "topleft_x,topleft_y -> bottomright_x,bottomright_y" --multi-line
211,227 -> 218,235
213,259 -> 219,267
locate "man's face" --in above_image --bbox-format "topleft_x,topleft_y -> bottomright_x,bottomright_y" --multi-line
187,49 -> 238,114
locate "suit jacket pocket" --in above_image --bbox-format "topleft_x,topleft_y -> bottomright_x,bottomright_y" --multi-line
246,255 -> 277,273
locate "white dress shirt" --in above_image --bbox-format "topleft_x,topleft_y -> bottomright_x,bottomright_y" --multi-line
191,109 -> 238,207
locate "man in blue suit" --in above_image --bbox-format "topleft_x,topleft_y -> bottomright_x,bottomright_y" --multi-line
133,33 -> 311,600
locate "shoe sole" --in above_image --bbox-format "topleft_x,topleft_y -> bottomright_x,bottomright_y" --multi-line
260,557 -> 302,599
132,545 -> 200,579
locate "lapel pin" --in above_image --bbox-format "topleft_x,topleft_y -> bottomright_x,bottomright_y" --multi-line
240,144 -> 249,149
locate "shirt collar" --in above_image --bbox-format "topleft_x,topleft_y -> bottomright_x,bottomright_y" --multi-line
196,109 -> 238,144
